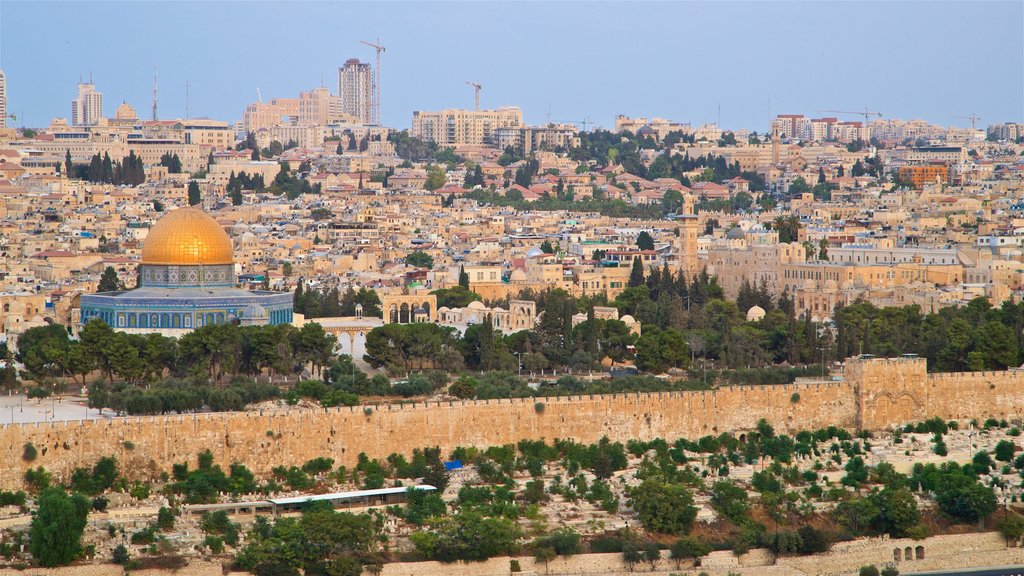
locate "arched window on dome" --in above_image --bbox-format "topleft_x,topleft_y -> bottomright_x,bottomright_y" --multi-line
216,313 -> 224,324
128,313 -> 137,328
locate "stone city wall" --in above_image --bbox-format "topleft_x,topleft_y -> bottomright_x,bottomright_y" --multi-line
1,358 -> 1023,490
368,531 -> 1024,576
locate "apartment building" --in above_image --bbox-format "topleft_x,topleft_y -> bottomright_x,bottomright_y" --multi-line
494,124 -> 579,154
412,107 -> 523,147
242,98 -> 299,133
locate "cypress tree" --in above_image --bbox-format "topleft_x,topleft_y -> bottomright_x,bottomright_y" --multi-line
187,181 -> 201,206
628,256 -> 645,288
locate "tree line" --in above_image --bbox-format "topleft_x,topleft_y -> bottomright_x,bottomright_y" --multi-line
15,319 -> 336,390
65,150 -> 146,186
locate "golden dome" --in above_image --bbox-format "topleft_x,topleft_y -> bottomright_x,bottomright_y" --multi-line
141,207 -> 234,265
114,101 -> 138,120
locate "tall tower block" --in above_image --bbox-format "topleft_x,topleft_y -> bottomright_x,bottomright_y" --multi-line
676,193 -> 700,276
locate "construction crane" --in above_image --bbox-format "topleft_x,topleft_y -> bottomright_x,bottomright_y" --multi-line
954,114 -> 981,129
816,108 -> 883,124
465,81 -> 481,111
360,38 -> 386,125
558,118 -> 593,131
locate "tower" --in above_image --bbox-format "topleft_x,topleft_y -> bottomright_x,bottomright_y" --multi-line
338,58 -> 373,124
771,124 -> 780,166
676,193 -> 700,276
71,79 -> 103,126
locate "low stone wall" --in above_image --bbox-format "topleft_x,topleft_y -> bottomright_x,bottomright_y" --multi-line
0,560 -> 222,576
371,532 -> 1024,576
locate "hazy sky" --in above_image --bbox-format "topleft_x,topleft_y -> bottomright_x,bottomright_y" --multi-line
1,1 -> 1021,131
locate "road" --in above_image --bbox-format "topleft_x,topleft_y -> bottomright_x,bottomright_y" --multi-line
906,566 -> 1024,576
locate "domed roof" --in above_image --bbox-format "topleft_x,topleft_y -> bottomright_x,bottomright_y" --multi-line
746,305 -> 766,322
240,304 -> 269,320
525,247 -> 544,258
467,301 -> 486,310
141,207 -> 234,265
726,227 -> 746,240
114,101 -> 137,120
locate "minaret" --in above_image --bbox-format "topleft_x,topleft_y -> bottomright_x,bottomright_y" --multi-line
676,193 -> 700,276
771,124 -> 780,166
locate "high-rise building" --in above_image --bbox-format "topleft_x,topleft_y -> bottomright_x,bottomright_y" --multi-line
71,81 -> 103,126
298,87 -> 350,126
338,59 -> 373,125
0,70 -> 6,128
412,107 -> 523,147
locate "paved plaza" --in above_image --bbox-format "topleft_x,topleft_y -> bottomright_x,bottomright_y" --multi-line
0,393 -> 110,425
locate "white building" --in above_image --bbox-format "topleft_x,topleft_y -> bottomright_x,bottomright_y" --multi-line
71,81 -> 103,126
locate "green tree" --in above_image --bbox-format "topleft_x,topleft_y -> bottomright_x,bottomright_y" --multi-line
29,487 -> 90,567
410,511 -> 520,562
458,265 -> 470,290
710,480 -> 750,524
628,256 -> 645,288
187,180 -> 201,206
788,176 -> 810,196
424,165 -> 447,191
405,251 -> 434,269
97,266 -> 123,293
669,537 -> 710,568
868,488 -> 919,537
630,480 -> 697,535
636,231 -> 655,251
936,482 -> 996,524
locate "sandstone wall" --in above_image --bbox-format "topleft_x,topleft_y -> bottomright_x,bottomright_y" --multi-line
0,382 -> 852,490
851,357 -> 1024,429
2,358 -> 1024,491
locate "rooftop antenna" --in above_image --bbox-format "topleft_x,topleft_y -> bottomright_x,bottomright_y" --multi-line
152,65 -> 158,121
185,80 -> 190,120
256,87 -> 263,104
717,102 -> 721,127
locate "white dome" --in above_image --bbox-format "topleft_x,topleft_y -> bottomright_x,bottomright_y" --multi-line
746,305 -> 766,322
526,247 -> 544,258
467,301 -> 487,310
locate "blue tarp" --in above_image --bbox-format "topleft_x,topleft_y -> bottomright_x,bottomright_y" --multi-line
444,460 -> 463,471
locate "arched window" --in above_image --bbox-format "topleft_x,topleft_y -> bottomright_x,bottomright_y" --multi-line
915,546 -> 924,560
